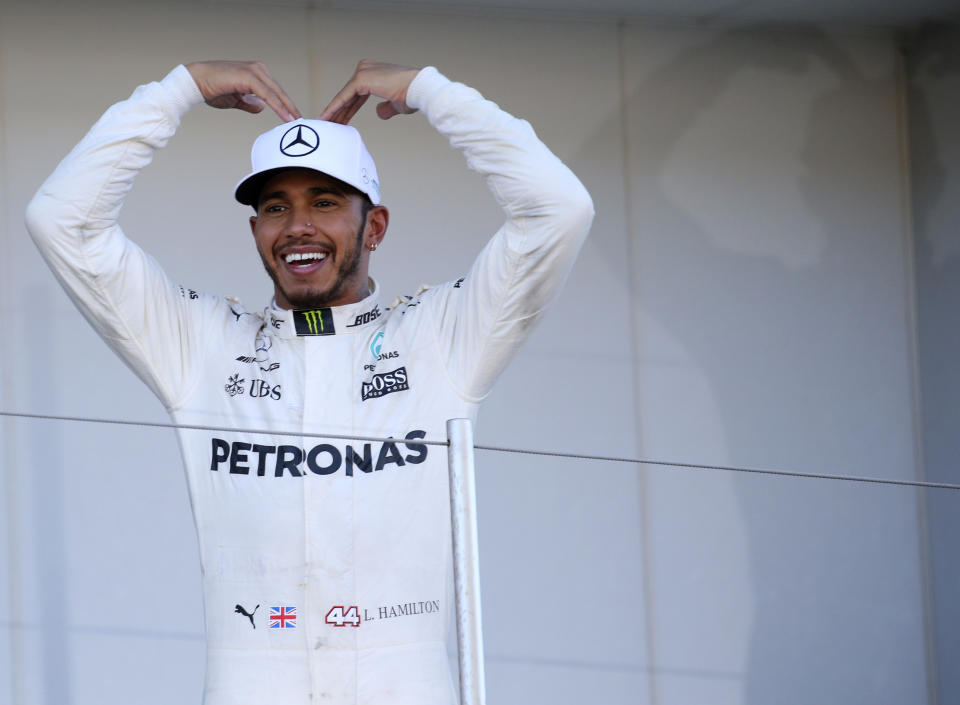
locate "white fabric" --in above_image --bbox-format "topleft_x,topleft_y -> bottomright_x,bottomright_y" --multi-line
26,63 -> 593,705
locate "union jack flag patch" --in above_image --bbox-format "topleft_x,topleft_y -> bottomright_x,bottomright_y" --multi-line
269,606 -> 297,629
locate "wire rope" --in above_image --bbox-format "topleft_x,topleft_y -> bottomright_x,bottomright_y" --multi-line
2,409 -> 958,492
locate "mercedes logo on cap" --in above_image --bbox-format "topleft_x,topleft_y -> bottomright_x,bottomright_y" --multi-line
280,124 -> 319,157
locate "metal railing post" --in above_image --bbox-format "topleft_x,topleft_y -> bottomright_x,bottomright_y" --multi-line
447,417 -> 487,705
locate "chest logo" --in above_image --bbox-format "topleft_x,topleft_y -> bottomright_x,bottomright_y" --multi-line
365,332 -> 400,372
293,307 -> 335,336
361,366 -> 409,401
348,304 -> 381,328
225,374 -> 245,397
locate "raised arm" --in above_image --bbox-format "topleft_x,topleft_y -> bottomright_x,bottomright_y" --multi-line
321,61 -> 595,400
25,61 -> 299,407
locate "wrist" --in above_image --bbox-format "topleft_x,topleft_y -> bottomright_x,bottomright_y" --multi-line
405,66 -> 445,111
166,65 -> 206,114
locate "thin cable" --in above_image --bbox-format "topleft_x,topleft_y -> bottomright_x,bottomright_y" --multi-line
2,409 -> 959,492
0,410 -> 448,447
474,442 -> 960,491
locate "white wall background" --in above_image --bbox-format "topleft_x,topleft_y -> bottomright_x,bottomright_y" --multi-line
0,2 -> 946,704
908,22 -> 960,705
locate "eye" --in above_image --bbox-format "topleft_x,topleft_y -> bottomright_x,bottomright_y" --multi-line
314,198 -> 337,208
263,203 -> 287,214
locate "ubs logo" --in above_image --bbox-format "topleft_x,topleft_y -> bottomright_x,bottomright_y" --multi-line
280,124 -> 319,157
225,374 -> 245,397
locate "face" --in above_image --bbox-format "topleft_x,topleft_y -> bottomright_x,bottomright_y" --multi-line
249,169 -> 387,310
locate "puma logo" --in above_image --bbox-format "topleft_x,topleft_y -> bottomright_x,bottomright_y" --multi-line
235,603 -> 259,629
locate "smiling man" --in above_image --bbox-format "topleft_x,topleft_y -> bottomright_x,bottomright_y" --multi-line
26,59 -> 593,704
236,114 -> 389,312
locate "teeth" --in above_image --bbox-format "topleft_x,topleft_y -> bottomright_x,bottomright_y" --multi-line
285,252 -> 327,264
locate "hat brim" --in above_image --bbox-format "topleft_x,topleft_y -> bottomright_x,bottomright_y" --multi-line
235,167 -> 300,207
235,167 -> 377,208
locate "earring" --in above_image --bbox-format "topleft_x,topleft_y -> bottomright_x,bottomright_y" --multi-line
368,242 -> 378,251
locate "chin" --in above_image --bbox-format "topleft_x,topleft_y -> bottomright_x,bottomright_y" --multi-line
280,284 -> 342,310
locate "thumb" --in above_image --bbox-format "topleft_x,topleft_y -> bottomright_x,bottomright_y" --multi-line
376,100 -> 399,120
241,94 -> 267,113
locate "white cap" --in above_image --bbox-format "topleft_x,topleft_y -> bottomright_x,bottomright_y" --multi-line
234,119 -> 381,206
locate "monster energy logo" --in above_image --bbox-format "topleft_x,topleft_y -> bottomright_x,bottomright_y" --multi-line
304,311 -> 324,334
293,308 -> 335,336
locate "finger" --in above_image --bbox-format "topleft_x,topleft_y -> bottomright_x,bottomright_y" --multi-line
225,65 -> 297,121
324,89 -> 367,125
235,101 -> 264,115
251,64 -> 301,121
376,100 -> 398,120
332,93 -> 369,125
318,87 -> 350,121
251,78 -> 299,121
319,84 -> 358,122
250,62 -> 300,118
241,94 -> 267,113
319,72 -> 372,122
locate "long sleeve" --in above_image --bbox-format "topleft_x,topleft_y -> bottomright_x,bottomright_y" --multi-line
25,66 -> 217,408
405,67 -> 595,401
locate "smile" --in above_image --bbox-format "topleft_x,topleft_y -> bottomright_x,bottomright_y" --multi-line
284,252 -> 328,265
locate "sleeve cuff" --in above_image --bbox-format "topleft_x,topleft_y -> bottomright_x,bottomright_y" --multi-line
405,66 -> 450,111
163,64 -> 206,117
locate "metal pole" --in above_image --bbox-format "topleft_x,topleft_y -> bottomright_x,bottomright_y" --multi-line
447,418 -> 487,705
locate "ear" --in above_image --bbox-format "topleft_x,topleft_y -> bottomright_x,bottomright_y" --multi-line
364,205 -> 389,248
249,215 -> 258,236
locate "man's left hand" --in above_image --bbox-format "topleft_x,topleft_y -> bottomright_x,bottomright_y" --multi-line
320,60 -> 421,125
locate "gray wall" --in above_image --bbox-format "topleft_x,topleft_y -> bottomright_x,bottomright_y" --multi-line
0,2 -> 941,704
908,21 -> 960,705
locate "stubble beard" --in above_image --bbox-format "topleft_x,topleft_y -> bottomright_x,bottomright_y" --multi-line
262,222 -> 366,310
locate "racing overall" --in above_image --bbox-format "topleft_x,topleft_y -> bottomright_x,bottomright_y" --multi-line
27,64 -> 594,704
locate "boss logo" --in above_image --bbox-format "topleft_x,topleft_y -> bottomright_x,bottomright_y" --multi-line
361,367 -> 409,401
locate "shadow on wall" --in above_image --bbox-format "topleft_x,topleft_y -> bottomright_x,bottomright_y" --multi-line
907,20 -> 960,705
573,27 -> 927,704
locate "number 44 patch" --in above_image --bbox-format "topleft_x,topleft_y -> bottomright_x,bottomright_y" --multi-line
325,605 -> 361,628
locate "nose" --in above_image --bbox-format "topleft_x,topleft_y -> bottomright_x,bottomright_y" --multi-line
288,212 -> 315,236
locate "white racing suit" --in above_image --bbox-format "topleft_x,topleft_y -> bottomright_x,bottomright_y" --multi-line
26,64 -> 593,704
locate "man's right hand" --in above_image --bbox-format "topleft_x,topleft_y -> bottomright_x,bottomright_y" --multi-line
186,60 -> 301,122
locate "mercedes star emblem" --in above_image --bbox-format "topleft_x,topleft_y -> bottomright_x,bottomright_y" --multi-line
280,124 -> 319,157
